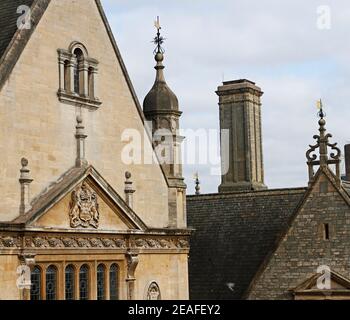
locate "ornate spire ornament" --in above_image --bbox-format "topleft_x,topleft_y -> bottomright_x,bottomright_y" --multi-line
194,172 -> 201,195
153,16 -> 165,55
306,100 -> 341,185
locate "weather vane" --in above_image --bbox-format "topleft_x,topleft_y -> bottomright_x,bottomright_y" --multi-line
317,99 -> 325,118
153,16 -> 165,54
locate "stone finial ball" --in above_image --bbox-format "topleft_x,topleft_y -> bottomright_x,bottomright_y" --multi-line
21,158 -> 28,167
155,52 -> 164,62
76,115 -> 83,124
125,171 -> 132,179
319,118 -> 326,126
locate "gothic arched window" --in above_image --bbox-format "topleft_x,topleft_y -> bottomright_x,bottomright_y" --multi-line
65,265 -> 75,300
73,48 -> 83,95
109,264 -> 119,300
97,264 -> 106,300
147,282 -> 161,300
30,266 -> 41,300
79,264 -> 89,300
46,265 -> 58,300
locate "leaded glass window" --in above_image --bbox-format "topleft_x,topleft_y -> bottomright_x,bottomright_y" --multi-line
97,264 -> 105,300
65,265 -> 75,300
73,48 -> 83,94
30,266 -> 41,300
79,264 -> 89,300
109,264 -> 119,300
46,265 -> 57,300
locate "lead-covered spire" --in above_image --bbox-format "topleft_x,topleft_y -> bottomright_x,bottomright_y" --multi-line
143,17 -> 179,115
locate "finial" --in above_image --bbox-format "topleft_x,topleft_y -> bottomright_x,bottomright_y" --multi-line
317,99 -> 325,119
306,100 -> 341,185
124,171 -> 135,208
19,158 -> 33,214
194,172 -> 201,195
153,16 -> 165,55
75,115 -> 88,168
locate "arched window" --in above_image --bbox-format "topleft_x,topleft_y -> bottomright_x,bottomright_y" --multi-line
73,48 -> 83,95
30,266 -> 41,300
65,265 -> 75,300
57,42 -> 101,109
79,264 -> 89,300
97,264 -> 106,300
46,265 -> 58,300
109,264 -> 119,300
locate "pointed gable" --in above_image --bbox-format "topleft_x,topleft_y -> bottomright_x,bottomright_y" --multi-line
247,111 -> 350,300
13,165 -> 147,231
0,0 -> 170,226
292,270 -> 350,300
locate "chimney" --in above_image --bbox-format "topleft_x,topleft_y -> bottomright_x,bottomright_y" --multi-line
344,144 -> 350,181
217,79 -> 267,192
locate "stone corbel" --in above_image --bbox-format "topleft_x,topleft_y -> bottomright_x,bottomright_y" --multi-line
18,253 -> 36,267
125,250 -> 139,300
18,253 -> 36,301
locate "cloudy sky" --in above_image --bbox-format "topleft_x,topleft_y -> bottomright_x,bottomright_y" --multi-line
101,0 -> 350,194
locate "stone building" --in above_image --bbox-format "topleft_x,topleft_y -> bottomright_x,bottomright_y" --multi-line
0,0 -> 190,300
187,79 -> 350,300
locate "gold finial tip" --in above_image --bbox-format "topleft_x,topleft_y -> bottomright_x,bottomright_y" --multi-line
316,99 -> 323,110
154,16 -> 161,30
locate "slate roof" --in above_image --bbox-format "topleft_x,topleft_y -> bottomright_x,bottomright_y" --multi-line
0,0 -> 34,59
186,187 -> 307,300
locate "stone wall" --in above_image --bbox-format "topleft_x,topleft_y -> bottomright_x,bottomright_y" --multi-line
248,171 -> 350,299
0,0 -> 169,227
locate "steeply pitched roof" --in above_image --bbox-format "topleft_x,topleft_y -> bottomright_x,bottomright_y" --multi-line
186,187 -> 306,300
0,0 -> 34,58
0,0 -> 171,188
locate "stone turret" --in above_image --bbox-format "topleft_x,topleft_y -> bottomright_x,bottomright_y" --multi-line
143,20 -> 186,228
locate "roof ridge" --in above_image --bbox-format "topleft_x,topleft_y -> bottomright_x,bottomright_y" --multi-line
187,187 -> 307,199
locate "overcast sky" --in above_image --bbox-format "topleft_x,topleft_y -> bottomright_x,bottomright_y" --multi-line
101,0 -> 350,194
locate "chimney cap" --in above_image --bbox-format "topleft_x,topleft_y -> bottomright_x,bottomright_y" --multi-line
222,79 -> 256,86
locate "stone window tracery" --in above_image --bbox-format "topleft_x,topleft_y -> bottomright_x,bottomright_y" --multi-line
46,265 -> 58,300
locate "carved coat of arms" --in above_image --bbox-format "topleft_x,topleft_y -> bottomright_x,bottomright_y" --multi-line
69,182 -> 100,229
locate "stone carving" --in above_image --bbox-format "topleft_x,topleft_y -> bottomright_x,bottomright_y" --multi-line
32,237 -> 48,248
62,237 -> 76,247
77,238 -> 90,248
114,239 -> 126,248
1,236 -> 18,247
134,238 -> 189,249
69,182 -> 100,229
177,239 -> 189,248
147,282 -> 161,300
0,234 -> 188,250
90,238 -> 103,248
48,238 -> 63,248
